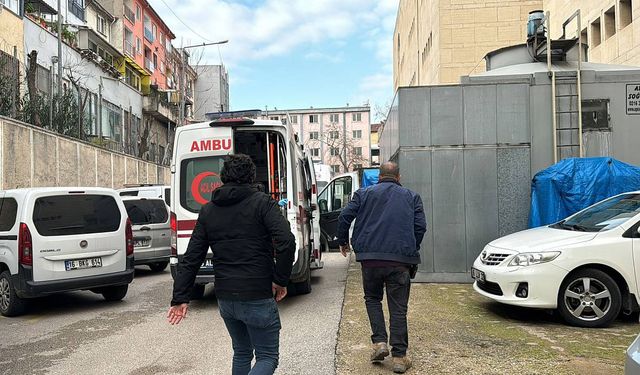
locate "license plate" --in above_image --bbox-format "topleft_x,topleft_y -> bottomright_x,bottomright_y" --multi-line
471,268 -> 485,282
134,239 -> 150,247
201,259 -> 213,269
65,257 -> 102,271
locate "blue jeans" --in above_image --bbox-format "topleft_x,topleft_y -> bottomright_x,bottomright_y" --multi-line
218,298 -> 281,375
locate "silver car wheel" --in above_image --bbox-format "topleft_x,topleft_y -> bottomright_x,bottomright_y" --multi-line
564,277 -> 611,322
0,277 -> 10,312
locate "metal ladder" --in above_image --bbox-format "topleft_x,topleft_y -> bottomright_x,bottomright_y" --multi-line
547,10 -> 584,163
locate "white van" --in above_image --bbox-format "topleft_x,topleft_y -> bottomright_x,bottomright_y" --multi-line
118,184 -> 171,207
169,116 -> 323,298
0,188 -> 134,316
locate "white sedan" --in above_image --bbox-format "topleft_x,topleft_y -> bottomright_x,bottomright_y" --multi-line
472,191 -> 640,328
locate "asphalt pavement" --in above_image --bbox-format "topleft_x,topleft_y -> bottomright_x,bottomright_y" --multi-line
0,252 -> 349,375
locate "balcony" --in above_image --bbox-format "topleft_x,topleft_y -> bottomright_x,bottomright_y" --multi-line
143,89 -> 178,124
124,5 -> 135,23
124,40 -> 135,57
68,0 -> 84,21
144,27 -> 154,42
144,58 -> 154,72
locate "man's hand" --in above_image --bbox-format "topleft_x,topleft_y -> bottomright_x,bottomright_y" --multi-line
167,303 -> 189,325
339,244 -> 351,257
272,282 -> 288,302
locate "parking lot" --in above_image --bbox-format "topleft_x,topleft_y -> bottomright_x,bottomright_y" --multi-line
336,259 -> 639,375
0,253 -> 349,375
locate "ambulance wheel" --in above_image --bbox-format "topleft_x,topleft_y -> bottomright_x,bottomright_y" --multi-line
291,266 -> 311,295
191,284 -> 206,300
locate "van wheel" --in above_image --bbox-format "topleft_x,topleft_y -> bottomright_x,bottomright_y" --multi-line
0,271 -> 27,317
101,285 -> 129,302
148,262 -> 169,272
557,269 -> 621,328
290,266 -> 312,295
191,284 -> 206,300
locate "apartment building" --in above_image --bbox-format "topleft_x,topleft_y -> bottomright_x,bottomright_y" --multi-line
393,0 -> 543,89
193,64 -> 229,121
263,106 -> 371,174
545,0 -> 640,66
370,123 -> 381,166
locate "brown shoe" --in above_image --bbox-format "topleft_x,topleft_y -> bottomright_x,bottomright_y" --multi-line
392,356 -> 411,373
370,342 -> 390,362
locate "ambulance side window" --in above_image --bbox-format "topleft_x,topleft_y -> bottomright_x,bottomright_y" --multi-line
318,185 -> 331,213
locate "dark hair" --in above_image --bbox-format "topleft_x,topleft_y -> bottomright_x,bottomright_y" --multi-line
220,154 -> 256,184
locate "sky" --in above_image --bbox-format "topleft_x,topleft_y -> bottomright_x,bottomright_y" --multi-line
147,0 -> 399,121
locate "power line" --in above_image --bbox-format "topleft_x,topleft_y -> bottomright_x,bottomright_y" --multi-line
156,0 -> 214,43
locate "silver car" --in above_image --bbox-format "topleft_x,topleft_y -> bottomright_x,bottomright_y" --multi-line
626,334 -> 640,374
121,197 -> 170,272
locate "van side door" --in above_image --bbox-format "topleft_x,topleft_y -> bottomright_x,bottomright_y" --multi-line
318,175 -> 353,249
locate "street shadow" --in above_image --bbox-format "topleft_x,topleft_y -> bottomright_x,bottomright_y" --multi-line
18,290 -> 130,318
133,266 -> 170,279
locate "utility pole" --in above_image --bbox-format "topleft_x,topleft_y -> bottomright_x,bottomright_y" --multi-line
178,40 -> 228,126
57,0 -> 62,98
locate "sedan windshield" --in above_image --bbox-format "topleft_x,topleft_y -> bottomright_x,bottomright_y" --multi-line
551,193 -> 640,232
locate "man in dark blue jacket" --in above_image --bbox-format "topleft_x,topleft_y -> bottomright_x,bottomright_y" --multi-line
337,162 -> 426,374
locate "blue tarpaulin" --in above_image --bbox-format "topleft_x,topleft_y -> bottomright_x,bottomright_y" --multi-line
361,168 -> 379,188
529,157 -> 640,228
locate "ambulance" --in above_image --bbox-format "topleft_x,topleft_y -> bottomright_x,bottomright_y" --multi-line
169,114 -> 323,298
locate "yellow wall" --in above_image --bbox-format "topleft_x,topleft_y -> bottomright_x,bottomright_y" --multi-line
394,0 -> 543,89
0,8 -> 24,63
544,0 -> 640,66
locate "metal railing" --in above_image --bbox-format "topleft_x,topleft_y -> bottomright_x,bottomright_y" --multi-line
124,40 -> 135,57
68,0 -> 85,21
144,58 -> 154,72
124,5 -> 135,23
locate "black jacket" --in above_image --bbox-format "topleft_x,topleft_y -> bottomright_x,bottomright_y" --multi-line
171,183 -> 296,305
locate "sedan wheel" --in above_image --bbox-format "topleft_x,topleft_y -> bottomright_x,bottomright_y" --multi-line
557,269 -> 621,328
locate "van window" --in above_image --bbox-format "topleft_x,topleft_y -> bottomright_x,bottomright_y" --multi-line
120,191 -> 138,196
180,156 -> 225,213
164,188 -> 170,206
318,176 -> 353,213
0,198 -> 18,231
124,199 -> 168,225
33,195 -> 121,236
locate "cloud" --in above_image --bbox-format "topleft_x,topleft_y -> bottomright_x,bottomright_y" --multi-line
304,51 -> 344,64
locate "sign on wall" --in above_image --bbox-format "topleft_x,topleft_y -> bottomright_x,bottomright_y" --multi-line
627,84 -> 640,115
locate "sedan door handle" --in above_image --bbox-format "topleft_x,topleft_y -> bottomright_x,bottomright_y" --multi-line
140,226 -> 151,231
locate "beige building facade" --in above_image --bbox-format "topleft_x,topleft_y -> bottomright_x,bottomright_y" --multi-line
394,0 -> 543,89
544,0 -> 640,66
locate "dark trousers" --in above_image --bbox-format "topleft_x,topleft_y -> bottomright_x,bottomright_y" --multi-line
362,266 -> 411,357
218,298 -> 281,375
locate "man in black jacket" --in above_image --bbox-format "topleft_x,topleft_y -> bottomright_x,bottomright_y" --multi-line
167,154 -> 295,375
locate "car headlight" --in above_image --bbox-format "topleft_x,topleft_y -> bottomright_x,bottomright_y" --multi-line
508,252 -> 561,267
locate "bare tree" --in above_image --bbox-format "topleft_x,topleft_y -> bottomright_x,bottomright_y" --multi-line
26,50 -> 42,127
312,122 -> 368,172
374,100 -> 391,126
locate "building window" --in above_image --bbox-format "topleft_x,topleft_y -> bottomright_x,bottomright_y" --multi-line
309,132 -> 319,140
604,6 -> 616,39
582,99 -> 610,130
97,15 -> 107,36
591,18 -> 602,47
152,24 -> 157,38
621,0 -> 633,29
136,38 -> 142,55
153,53 -> 158,71
330,131 -> 340,139
291,115 -> 298,124
352,130 -> 362,139
354,147 -> 362,156
160,32 -> 165,48
309,114 -> 318,123
69,0 -> 85,21
330,147 -> 340,156
125,66 -> 141,91
1,0 -> 20,14
353,164 -> 363,170
330,114 -> 339,123
580,27 -> 588,46
331,165 -> 341,173
311,148 -> 319,157
136,5 -> 141,20
270,116 -> 279,121
352,112 -> 362,122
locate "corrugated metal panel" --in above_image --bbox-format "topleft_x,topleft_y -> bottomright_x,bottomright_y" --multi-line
431,86 -> 463,146
432,149 -> 466,273
464,149 -> 498,271
399,150 -> 434,272
381,94 -> 400,161
497,84 -> 530,144
463,85 -> 497,145
497,148 -> 531,236
399,88 -> 431,147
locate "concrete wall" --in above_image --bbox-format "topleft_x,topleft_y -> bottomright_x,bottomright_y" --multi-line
545,0 -> 640,66
393,0 -> 543,89
0,116 -> 170,189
